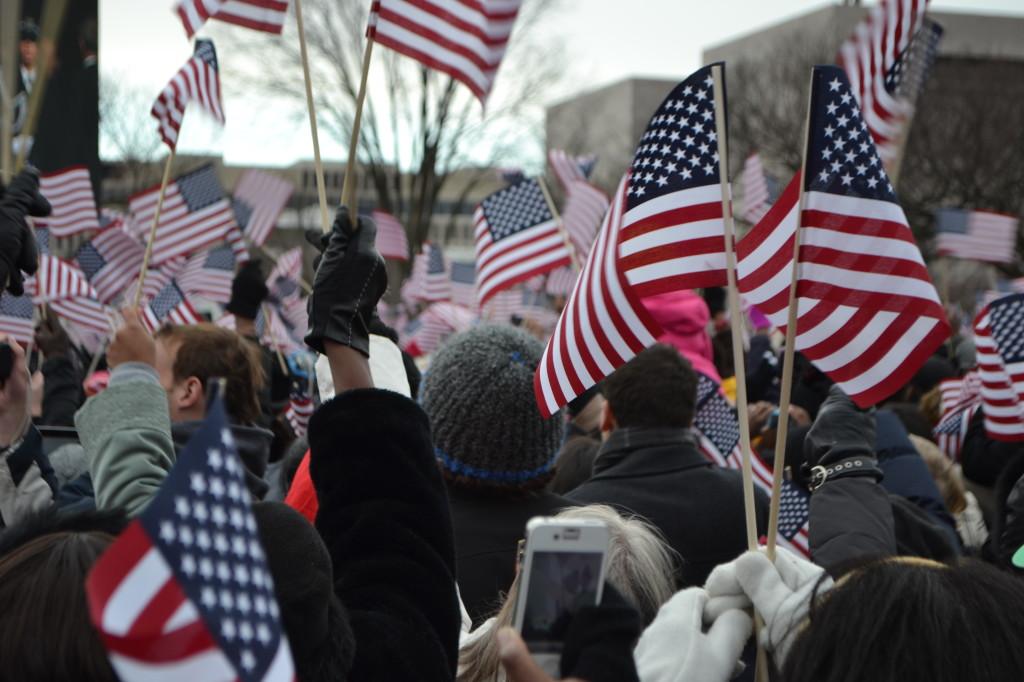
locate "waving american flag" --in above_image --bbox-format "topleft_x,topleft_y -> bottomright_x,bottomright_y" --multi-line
152,40 -> 225,150
974,294 -> 1024,442
177,0 -> 290,38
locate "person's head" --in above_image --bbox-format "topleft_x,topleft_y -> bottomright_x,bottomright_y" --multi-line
457,504 -> 676,682
911,434 -> 967,515
567,383 -> 605,437
154,324 -> 265,425
420,325 -> 562,495
18,21 -> 38,68
601,344 -> 697,434
782,558 -> 1024,682
0,508 -> 127,681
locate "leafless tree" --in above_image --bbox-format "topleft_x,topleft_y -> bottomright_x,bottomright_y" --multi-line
99,74 -> 163,196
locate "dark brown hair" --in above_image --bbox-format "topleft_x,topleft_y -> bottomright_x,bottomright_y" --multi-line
603,344 -> 697,429
156,323 -> 265,425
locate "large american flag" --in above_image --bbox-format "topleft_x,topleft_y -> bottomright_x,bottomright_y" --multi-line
177,0 -> 290,38
474,179 -> 571,306
232,170 -> 294,249
142,281 -> 203,333
33,166 -> 100,238
618,65 -> 729,298
178,246 -> 237,304
736,66 -> 948,408
974,293 -> 1024,441
0,293 -> 34,345
837,0 -> 929,167
372,210 -> 410,261
75,226 -> 147,304
152,39 -> 225,150
404,242 -> 450,303
86,396 -> 295,681
739,153 -> 773,225
934,209 -> 1018,265
366,0 -> 522,103
28,255 -> 111,335
130,165 -> 239,265
548,148 -> 597,189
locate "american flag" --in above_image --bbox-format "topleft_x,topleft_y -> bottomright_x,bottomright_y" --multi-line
75,226 -> 147,304
131,260 -> 186,309
934,209 -> 1018,265
837,0 -> 929,167
367,0 -> 522,103
179,246 -> 237,304
691,372 -> 810,557
736,66 -> 948,408
938,372 -> 981,414
265,248 -> 303,302
232,170 -> 294,249
285,395 -> 314,438
561,180 -> 610,261
130,165 -> 239,265
496,167 -> 526,185
884,18 -> 944,103
372,210 -> 410,261
405,242 -> 450,303
548,149 -> 597,188
934,397 -> 980,460
974,293 -> 1024,441
86,396 -> 295,681
142,281 -> 203,333
35,226 -> 50,255
449,261 -> 477,309
739,153 -> 774,225
0,293 -> 34,345
545,266 -> 577,297
152,39 -> 225,150
177,0 -> 290,38
33,166 -> 100,238
618,65 -> 729,298
28,256 -> 112,335
474,179 -> 571,306
403,302 -> 475,357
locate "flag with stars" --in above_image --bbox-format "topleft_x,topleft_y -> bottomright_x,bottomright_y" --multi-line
178,246 -> 237,304
473,178 -> 572,306
75,225 -> 147,304
86,396 -> 295,682
736,65 -> 948,408
151,39 -> 225,150
142,281 -> 203,333
974,293 -> 1024,441
404,242 -> 451,304
0,293 -> 34,345
618,64 -> 729,297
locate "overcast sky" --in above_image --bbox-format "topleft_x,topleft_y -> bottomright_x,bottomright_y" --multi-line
99,0 -> 1024,167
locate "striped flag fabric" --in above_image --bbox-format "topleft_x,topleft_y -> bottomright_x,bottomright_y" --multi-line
86,395 -> 295,681
0,293 -> 35,345
617,64 -> 729,298
142,281 -> 203,332
545,266 -> 577,297
403,302 -> 475,357
740,153 -> 772,224
74,226 -> 147,304
232,170 -> 294,248
884,18 -> 944,103
265,247 -> 303,302
285,395 -> 314,438
934,373 -> 981,459
28,256 -> 112,334
548,149 -> 597,189
449,261 -> 477,309
152,39 -> 225,150
474,179 -> 572,306
736,66 -> 948,408
178,246 -> 237,304
372,210 -> 410,261
561,180 -> 609,260
405,242 -> 450,303
129,165 -> 238,266
973,293 -> 1024,441
934,209 -> 1018,265
366,0 -> 523,103
34,167 -> 100,238
938,372 -> 981,414
837,0 -> 929,166
177,0 -> 290,38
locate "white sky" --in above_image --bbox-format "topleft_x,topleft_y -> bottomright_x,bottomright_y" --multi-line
99,0 -> 1024,167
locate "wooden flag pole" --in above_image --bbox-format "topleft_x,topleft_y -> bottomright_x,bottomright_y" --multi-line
293,0 -> 331,234
340,37 -> 376,222
133,149 -> 177,308
14,0 -> 69,172
766,71 -> 815,561
538,176 -> 582,272
0,1 -> 20,183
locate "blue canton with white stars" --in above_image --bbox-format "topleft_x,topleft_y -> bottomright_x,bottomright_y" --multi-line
627,64 -> 720,212
177,165 -> 227,213
480,179 -> 554,243
75,242 -> 106,279
778,482 -> 810,541
205,246 -> 236,271
0,292 -> 34,319
988,294 -> 1024,364
150,282 -> 188,321
806,66 -> 896,202
35,227 -> 50,255
232,198 -> 254,230
425,243 -> 447,275
450,261 -> 475,284
884,19 -> 943,100
194,39 -> 219,70
693,372 -> 739,459
138,398 -> 284,679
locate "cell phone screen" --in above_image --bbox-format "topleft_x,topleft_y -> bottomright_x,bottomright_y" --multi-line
521,551 -> 603,653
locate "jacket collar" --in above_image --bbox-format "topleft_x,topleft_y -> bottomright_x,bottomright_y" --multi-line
592,427 -> 709,478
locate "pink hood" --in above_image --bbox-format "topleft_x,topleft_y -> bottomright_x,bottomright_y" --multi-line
643,290 -> 720,381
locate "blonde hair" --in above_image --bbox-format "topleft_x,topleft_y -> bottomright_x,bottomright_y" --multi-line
910,434 -> 967,515
457,505 -> 677,682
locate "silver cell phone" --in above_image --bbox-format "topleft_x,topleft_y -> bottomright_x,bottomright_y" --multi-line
511,517 -> 611,676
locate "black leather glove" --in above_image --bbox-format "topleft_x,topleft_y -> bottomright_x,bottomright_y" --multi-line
304,208 -> 387,356
225,260 -> 268,319
560,583 -> 642,682
803,384 -> 876,469
0,169 -> 51,296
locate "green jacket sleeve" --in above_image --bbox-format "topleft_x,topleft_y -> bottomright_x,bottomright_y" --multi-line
75,364 -> 175,516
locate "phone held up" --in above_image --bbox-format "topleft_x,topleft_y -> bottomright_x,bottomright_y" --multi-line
511,516 -> 612,676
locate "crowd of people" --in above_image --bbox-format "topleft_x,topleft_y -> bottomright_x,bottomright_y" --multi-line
2,168 -> 1024,681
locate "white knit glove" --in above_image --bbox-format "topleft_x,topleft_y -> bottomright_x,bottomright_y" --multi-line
704,548 -> 833,664
634,588 -> 752,682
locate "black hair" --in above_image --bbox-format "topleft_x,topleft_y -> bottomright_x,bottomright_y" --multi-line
782,558 -> 1024,682
603,344 -> 696,429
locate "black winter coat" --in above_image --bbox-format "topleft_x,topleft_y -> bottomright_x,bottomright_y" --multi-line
567,428 -> 769,588
307,389 -> 461,682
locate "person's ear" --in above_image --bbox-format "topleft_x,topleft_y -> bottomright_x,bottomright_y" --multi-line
601,401 -> 617,434
179,376 -> 205,412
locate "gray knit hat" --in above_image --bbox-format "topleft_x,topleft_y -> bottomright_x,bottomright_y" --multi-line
420,325 -> 561,490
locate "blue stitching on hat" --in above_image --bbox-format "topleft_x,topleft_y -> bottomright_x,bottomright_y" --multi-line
435,447 -> 556,483
509,351 -> 524,365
